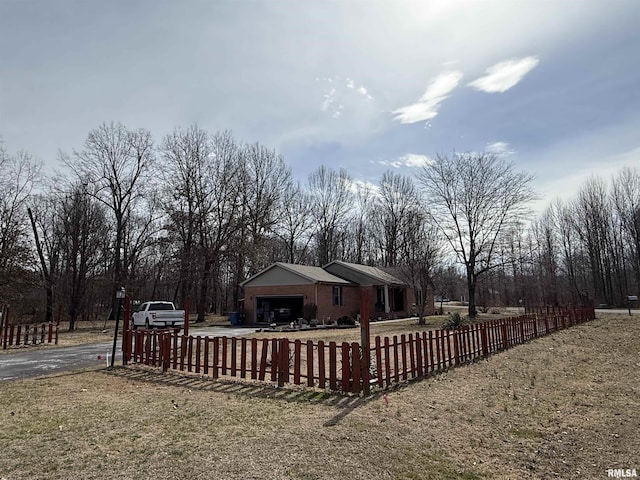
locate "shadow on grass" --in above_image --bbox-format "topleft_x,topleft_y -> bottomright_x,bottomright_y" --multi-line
101,365 -> 381,426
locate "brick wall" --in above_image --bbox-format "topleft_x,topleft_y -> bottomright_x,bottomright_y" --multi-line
243,284 -> 361,323
243,283 -> 435,323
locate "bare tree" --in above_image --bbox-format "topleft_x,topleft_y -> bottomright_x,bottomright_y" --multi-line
552,199 -> 590,304
372,171 -> 420,267
53,182 -> 108,329
307,166 -> 353,265
612,167 -> 640,294
397,209 -> 442,324
160,125 -> 211,307
274,180 -> 314,264
64,122 -> 154,319
343,180 -> 376,265
417,152 -> 535,317
231,143 -> 292,307
574,178 -> 617,305
0,143 -> 41,305
530,207 -> 560,305
194,131 -> 243,320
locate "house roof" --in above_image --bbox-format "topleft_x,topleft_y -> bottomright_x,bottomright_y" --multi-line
240,262 -> 353,287
324,260 -> 406,286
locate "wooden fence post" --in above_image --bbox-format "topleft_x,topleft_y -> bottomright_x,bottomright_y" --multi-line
359,287 -> 371,394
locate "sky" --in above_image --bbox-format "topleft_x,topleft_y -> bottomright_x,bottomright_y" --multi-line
1,1 -> 639,212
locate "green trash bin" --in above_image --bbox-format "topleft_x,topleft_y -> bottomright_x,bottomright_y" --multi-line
229,312 -> 240,325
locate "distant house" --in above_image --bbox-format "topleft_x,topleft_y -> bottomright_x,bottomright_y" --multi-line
240,261 -> 432,324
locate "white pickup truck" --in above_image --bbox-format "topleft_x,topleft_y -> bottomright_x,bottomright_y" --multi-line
131,301 -> 185,330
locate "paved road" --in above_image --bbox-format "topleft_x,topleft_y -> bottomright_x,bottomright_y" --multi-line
0,325 -> 254,383
0,342 -> 119,382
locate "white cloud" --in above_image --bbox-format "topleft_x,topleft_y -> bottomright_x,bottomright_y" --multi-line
319,76 -> 375,118
468,56 -> 539,93
356,85 -> 373,100
392,71 -> 462,124
348,178 -> 380,195
380,153 -> 434,169
321,88 -> 336,111
486,141 -> 514,156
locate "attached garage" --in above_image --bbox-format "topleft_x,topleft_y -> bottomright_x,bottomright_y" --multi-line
240,263 -> 358,324
255,295 -> 304,323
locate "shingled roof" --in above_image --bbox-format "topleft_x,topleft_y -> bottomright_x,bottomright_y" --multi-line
323,260 -> 405,286
240,262 -> 352,287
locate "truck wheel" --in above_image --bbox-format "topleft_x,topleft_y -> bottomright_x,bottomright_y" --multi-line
131,321 -> 137,330
145,319 -> 150,330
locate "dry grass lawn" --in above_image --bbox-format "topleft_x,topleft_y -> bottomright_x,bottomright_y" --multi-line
1,313 -> 638,479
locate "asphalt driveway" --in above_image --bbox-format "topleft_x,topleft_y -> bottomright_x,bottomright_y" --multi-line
0,325 -> 253,382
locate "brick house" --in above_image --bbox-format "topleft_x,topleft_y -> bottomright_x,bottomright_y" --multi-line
240,263 -> 359,324
323,261 -> 431,319
240,261 -> 432,324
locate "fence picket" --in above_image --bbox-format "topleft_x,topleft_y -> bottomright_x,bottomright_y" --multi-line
251,338 -> 258,380
318,340 -> 326,389
415,333 -> 423,378
270,339 -> 278,382
381,336 -> 389,387
306,340 -> 314,387
231,337 -> 237,377
222,336 -> 228,376
204,337 -> 209,375
258,339 -> 268,381
212,337 -> 219,379
375,336 -> 383,387
195,336 -> 201,374
329,342 -> 337,391
240,338 -> 247,379
351,342 -> 361,394
293,339 -> 301,385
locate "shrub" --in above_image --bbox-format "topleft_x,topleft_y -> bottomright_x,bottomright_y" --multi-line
337,316 -> 356,326
442,312 -> 464,330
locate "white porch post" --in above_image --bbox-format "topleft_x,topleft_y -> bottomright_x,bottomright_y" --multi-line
384,284 -> 390,313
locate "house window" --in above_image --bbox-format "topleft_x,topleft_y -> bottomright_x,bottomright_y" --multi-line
333,286 -> 343,306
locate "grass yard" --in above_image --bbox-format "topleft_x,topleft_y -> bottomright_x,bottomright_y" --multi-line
1,313 -> 638,479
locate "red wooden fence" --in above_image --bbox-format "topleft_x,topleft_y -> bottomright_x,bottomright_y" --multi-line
1,306 -> 59,350
123,305 -> 595,394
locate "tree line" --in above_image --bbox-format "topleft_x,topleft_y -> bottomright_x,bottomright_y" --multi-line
0,123 -> 638,327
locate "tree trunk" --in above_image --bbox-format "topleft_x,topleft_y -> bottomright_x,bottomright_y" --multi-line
27,207 -> 53,323
197,259 -> 213,323
467,274 -> 477,317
